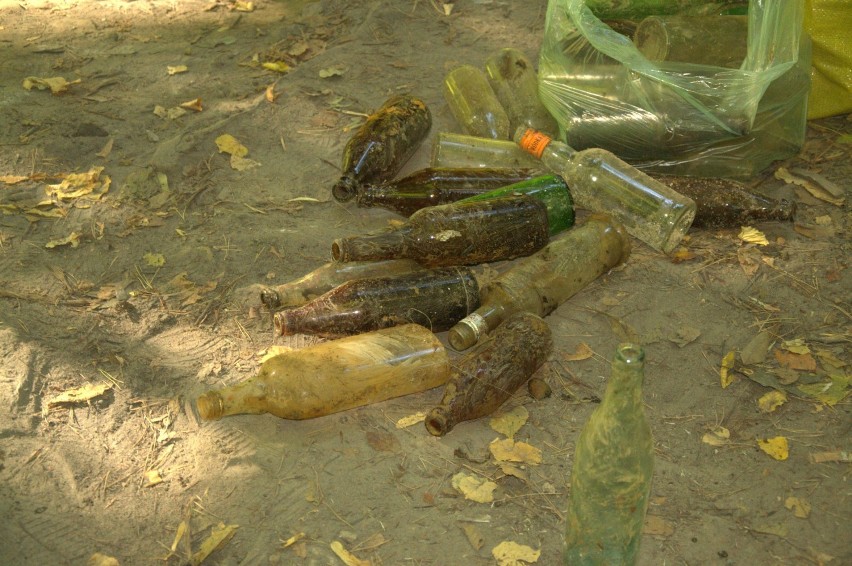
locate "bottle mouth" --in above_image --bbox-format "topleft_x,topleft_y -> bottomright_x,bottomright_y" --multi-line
425,407 -> 451,436
272,311 -> 288,335
661,205 -> 697,254
616,343 -> 645,365
260,287 -> 281,310
332,176 -> 357,202
331,240 -> 343,261
196,392 -> 223,420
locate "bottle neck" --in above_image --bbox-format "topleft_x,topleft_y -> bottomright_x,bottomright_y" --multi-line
448,302 -> 506,351
332,227 -> 409,262
196,377 -> 269,420
600,345 -> 646,418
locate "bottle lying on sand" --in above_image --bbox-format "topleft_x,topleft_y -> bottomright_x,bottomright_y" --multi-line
443,65 -> 511,139
430,132 -> 542,170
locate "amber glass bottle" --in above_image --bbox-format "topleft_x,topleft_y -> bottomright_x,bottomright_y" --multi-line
331,94 -> 432,202
564,343 -> 653,565
272,267 -> 480,338
484,47 -> 558,136
448,215 -> 630,351
332,195 -> 550,267
426,312 -> 552,437
355,167 -> 536,216
196,324 -> 450,421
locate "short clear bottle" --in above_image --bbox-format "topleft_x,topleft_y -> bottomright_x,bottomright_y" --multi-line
430,132 -> 543,170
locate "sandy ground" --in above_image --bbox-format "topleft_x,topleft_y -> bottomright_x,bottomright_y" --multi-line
0,1 -> 850,565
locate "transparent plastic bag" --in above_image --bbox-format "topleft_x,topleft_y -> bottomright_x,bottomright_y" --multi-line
539,0 -> 810,178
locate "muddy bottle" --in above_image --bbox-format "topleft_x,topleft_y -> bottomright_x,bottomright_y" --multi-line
431,132 -> 543,170
355,167 -> 537,216
443,65 -> 511,139
196,324 -> 450,421
633,15 -> 749,68
272,267 -> 480,338
564,343 -> 653,565
425,312 -> 552,437
657,176 -> 796,228
515,128 -> 696,254
260,259 -> 425,310
332,195 -> 551,267
331,94 -> 432,202
485,47 -> 558,136
448,215 -> 630,351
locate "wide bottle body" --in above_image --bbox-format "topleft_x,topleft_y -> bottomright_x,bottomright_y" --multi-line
443,65 -> 511,139
431,132 -> 543,170
273,267 -> 480,338
196,324 -> 450,420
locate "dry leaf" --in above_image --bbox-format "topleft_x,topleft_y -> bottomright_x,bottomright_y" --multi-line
720,351 -> 736,388
365,430 -> 399,453
702,426 -> 730,447
737,246 -> 762,276
48,382 -> 111,406
643,515 -> 675,537
784,496 -> 811,519
775,167 -> 844,206
87,553 -> 120,566
0,174 -> 29,184
757,436 -> 789,461
329,541 -> 371,566
563,342 -> 593,361
490,406 -> 529,439
265,83 -> 278,103
46,166 -> 109,200
492,540 -> 540,566
143,252 -> 165,267
758,390 -> 787,413
262,61 -> 291,73
189,523 -> 239,566
233,1 -> 254,12
395,412 -> 426,428
809,451 -> 851,464
23,76 -> 81,94
280,532 -> 305,548
319,65 -> 345,78
230,154 -> 261,171
670,246 -> 696,263
216,134 -> 249,157
460,523 -> 484,551
498,461 -> 529,482
781,339 -> 811,355
773,348 -> 817,371
167,65 -> 188,75
797,376 -> 850,406
738,226 -> 769,246
489,438 -> 542,466
179,97 -> 203,112
45,232 -> 81,248
452,472 -> 497,503
144,469 -> 163,487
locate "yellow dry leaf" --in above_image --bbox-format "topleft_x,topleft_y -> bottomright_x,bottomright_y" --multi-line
498,461 -> 529,482
1,175 -> 30,184
757,436 -> 789,461
280,532 -> 305,548
329,541 -> 371,566
720,351 -> 736,388
265,83 -> 278,103
215,134 -> 249,157
784,496 -> 811,519
738,226 -> 769,246
143,252 -> 166,267
233,0 -> 254,11
395,412 -> 426,429
46,166 -> 106,200
45,232 -> 81,248
262,61 -> 291,73
88,553 -> 120,566
167,65 -> 188,75
144,469 -> 163,487
452,472 -> 497,503
179,97 -> 203,112
169,520 -> 189,552
781,338 -> 811,355
563,342 -> 593,361
758,390 -> 787,413
23,76 -> 81,94
48,382 -> 111,406
230,154 -> 261,171
489,438 -> 542,466
319,65 -> 346,78
701,426 -> 730,447
460,523 -> 484,551
775,167 -> 845,206
492,540 -> 540,566
96,138 -> 114,158
189,523 -> 239,566
490,406 -> 529,439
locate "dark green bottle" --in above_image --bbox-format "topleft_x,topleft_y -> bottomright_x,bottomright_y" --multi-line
331,94 -> 432,202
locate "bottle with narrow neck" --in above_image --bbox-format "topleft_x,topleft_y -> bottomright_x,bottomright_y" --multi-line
426,312 -> 552,437
331,94 -> 432,202
272,267 -> 480,338
448,215 -> 630,351
260,259 -> 425,310
332,195 -> 551,267
196,324 -> 450,421
443,65 -> 511,139
431,132 -> 542,170
564,343 -> 653,564
355,167 -> 537,216
485,47 -> 558,136
515,128 -> 696,253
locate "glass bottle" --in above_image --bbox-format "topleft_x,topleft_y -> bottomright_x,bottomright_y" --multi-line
657,176 -> 796,228
195,324 -> 450,421
260,259 -> 424,310
355,167 -> 537,216
633,15 -> 749,68
332,195 -> 551,267
515,128 -> 696,254
425,312 -> 552,437
564,343 -> 653,565
448,215 -> 630,351
272,267 -> 480,338
484,47 -> 559,136
430,132 -> 542,170
331,94 -> 432,202
443,65 -> 511,139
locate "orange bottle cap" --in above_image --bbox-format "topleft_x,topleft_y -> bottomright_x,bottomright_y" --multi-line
518,129 -> 552,159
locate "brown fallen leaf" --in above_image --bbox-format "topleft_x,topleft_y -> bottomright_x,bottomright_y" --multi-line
563,342 -> 593,361
365,430 -> 399,453
459,523 -> 484,551
773,348 -> 817,371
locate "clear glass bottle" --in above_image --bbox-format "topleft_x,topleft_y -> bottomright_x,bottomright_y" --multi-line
443,65 -> 511,139
633,15 -> 749,68
448,215 -> 630,351
272,267 -> 480,338
331,94 -> 432,202
260,259 -> 424,310
485,47 -> 558,136
564,343 -> 653,565
332,195 -> 551,267
196,324 -> 450,421
515,128 -> 696,253
425,312 -> 552,437
430,132 -> 542,170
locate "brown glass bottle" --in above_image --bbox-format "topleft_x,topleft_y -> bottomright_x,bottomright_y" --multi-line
448,215 -> 630,351
425,312 -> 552,437
332,195 -> 550,267
260,259 -> 424,310
273,267 -> 480,338
196,324 -> 450,421
355,167 -> 537,216
331,94 -> 432,202
656,176 -> 796,228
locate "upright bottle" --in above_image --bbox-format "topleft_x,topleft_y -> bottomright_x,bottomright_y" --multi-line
449,215 -> 630,351
443,65 -> 511,139
355,167 -> 537,216
332,195 -> 552,267
425,312 -> 552,437
331,94 -> 432,202
260,259 -> 425,310
272,267 -> 480,338
431,132 -> 544,170
196,324 -> 450,421
515,128 -> 696,254
484,48 -> 559,136
564,343 -> 653,565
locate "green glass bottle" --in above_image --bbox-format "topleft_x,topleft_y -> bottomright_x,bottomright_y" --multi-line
484,47 -> 558,136
564,343 -> 653,565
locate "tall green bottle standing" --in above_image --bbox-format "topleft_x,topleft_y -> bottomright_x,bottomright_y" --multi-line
331,94 -> 432,202
564,343 -> 653,565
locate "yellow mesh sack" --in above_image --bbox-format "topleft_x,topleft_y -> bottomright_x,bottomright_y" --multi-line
805,0 -> 852,119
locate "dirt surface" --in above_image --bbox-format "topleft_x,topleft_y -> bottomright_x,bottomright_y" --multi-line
0,1 -> 850,565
